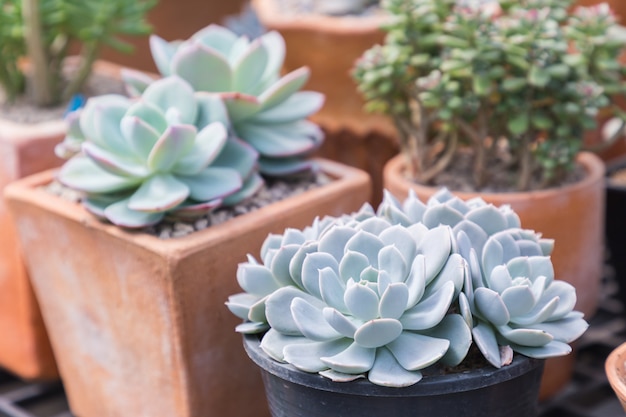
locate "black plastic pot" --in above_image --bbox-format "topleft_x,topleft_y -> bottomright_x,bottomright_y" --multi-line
606,158 -> 626,304
243,334 -> 545,417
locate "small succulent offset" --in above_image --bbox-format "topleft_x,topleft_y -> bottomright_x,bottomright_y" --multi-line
459,228 -> 588,368
55,76 -> 261,228
227,189 -> 588,386
123,24 -> 325,177
353,0 -> 626,191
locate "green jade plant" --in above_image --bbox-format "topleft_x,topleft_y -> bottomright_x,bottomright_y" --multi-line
122,24 -> 325,177
54,75 -> 261,228
227,189 -> 588,386
0,0 -> 155,106
353,0 -> 626,191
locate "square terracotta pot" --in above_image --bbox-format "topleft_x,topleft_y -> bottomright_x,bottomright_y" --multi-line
0,60 -> 130,380
4,159 -> 371,417
0,118 -> 64,380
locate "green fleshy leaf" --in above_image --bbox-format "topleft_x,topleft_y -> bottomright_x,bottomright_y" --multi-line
58,156 -> 140,194
258,67 -> 310,110
82,142 -> 148,178
233,38 -> 270,94
291,298 -> 342,341
177,167 -> 242,201
474,287 -> 510,327
172,122 -> 227,175
354,319 -> 403,348
128,174 -> 189,212
387,332 -> 449,371
284,339 -> 352,373
253,92 -> 324,124
400,281 -> 454,330
171,42 -> 233,93
368,347 -> 422,387
507,113 -> 529,136
149,35 -> 178,76
147,125 -> 197,172
104,198 -> 164,228
321,342 -> 376,374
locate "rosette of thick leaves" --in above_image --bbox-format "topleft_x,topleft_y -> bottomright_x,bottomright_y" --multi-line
124,24 -> 325,176
458,228 -> 589,368
230,217 -> 472,387
57,76 -> 260,228
378,188 -> 522,260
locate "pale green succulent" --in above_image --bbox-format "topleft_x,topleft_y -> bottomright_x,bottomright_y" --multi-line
228,187 -> 589,386
228,216 -> 472,387
123,24 -> 325,177
378,188 -> 587,366
56,76 -> 261,228
458,228 -> 589,368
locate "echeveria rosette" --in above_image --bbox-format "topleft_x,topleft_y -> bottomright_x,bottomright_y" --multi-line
459,228 -> 589,368
378,188 -> 522,259
57,76 -> 261,228
229,218 -> 473,387
124,24 -> 325,177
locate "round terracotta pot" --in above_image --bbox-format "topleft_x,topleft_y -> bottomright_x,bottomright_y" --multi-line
606,341 -> 626,412
383,151 -> 606,399
251,0 -> 395,137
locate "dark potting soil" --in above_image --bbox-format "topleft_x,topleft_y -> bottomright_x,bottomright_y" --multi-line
418,149 -> 586,194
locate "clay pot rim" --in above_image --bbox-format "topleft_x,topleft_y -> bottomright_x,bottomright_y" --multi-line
251,0 -> 390,34
4,157 -> 370,256
606,341 -> 626,408
384,151 -> 605,204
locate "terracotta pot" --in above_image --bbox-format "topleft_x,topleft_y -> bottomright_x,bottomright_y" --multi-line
382,151 -> 606,399
315,127 -> 399,206
606,341 -> 626,412
252,0 -> 399,205
4,159 -> 371,417
0,60 -> 127,380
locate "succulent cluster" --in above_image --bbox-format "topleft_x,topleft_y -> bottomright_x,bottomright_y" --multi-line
55,24 -> 328,228
122,24 -> 325,176
56,76 -> 261,228
227,189 -> 588,386
0,0 -> 155,106
353,0 -> 626,191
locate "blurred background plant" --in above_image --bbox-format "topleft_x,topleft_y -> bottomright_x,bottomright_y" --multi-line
0,0 -> 156,107
353,0 -> 626,191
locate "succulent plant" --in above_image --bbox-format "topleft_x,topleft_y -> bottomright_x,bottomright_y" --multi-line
458,228 -> 589,368
0,0 -> 155,106
228,217 -> 472,387
227,187 -> 588,386
353,0 -> 626,191
122,24 -> 325,177
56,76 -> 261,228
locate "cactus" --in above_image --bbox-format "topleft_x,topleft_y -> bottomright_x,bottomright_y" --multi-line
123,24 -> 325,177
56,76 -> 261,228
